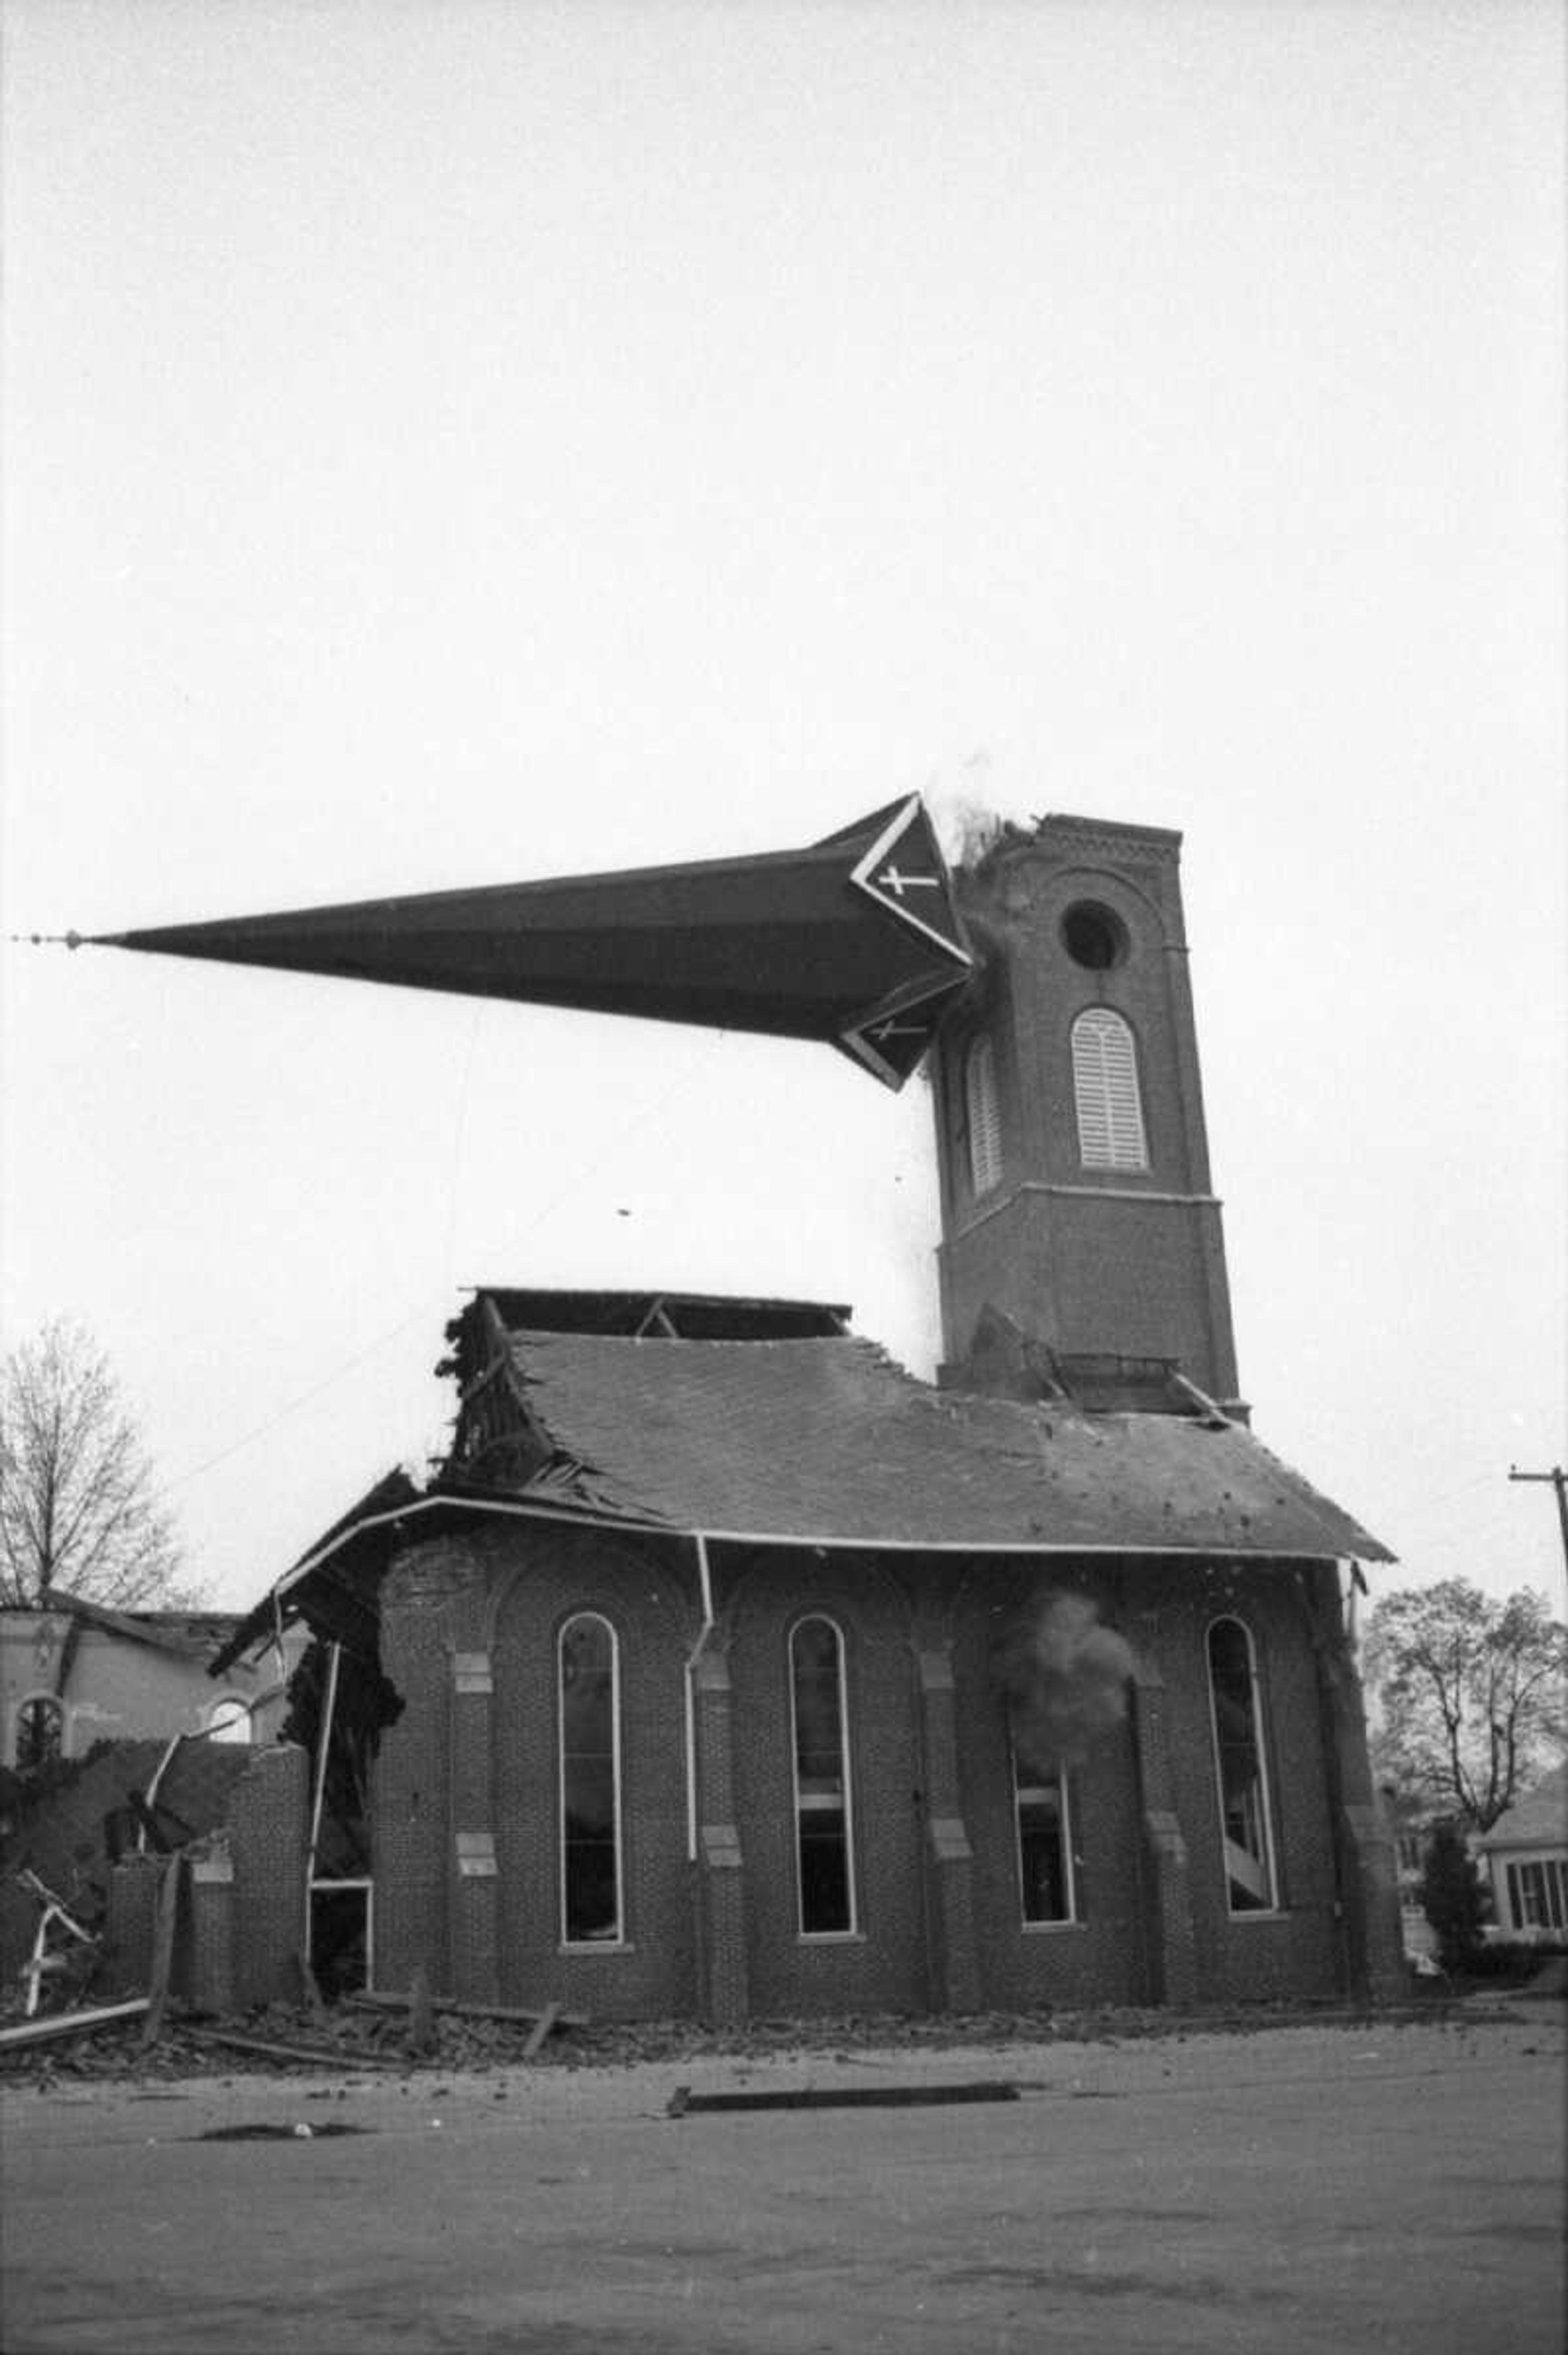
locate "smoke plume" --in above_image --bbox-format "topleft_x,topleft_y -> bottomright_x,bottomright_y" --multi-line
994,1591 -> 1136,1770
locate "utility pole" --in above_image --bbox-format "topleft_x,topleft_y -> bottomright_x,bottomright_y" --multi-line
1508,1465 -> 1568,1582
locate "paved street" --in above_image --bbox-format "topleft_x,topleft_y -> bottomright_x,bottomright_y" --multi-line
2,2013 -> 1562,2354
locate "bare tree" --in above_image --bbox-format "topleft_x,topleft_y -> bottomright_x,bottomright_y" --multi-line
1364,1578 -> 1568,1831
0,1319 -> 190,1609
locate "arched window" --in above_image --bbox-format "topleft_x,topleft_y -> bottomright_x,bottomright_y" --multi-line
964,1034 -> 1002,1196
1013,1744 -> 1076,1925
1207,1618 -> 1278,1913
1071,1008 -> 1148,1170
790,1616 -> 856,1935
14,1694 -> 65,1771
558,1613 -> 623,1944
206,1696 -> 252,1745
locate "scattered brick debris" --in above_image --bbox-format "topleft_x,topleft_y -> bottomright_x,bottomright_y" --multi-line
0,1992 -> 1496,2088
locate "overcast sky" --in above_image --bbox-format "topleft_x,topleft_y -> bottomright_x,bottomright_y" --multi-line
2,0 -> 1563,1620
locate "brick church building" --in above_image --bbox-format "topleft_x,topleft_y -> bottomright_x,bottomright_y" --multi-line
220,813 -> 1402,2020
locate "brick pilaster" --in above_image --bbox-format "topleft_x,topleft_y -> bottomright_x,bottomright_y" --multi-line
373,1536 -> 481,1996
229,1742 -> 310,2006
188,1835 -> 236,2014
916,1646 -> 981,2014
692,1646 -> 748,2025
1129,1666 -> 1198,2006
1307,1566 -> 1405,2001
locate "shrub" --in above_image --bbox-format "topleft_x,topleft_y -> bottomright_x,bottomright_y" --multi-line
1463,1938 -> 1548,1982
1418,1822 -> 1488,1972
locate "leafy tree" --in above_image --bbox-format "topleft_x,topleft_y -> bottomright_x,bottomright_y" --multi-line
1364,1579 -> 1567,1832
0,1319 -> 192,1609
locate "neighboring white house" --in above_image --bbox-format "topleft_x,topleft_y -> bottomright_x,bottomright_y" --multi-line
1476,1764 -> 1568,1940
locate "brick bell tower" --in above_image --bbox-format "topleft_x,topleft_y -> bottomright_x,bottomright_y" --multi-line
931,815 -> 1243,1410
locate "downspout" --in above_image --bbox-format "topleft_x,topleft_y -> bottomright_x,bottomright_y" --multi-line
684,1533 -> 715,1863
304,1641 -> 343,1963
137,1732 -> 184,1856
271,1587 -> 290,1692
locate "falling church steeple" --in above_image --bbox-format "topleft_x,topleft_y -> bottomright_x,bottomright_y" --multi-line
85,795 -> 1244,1416
81,795 -> 972,1090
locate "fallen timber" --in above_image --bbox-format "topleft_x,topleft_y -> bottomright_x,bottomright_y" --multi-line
178,2025 -> 407,2070
0,1999 -> 152,2052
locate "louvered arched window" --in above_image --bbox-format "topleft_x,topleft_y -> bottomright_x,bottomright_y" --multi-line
964,1034 -> 1002,1196
1071,1009 -> 1148,1170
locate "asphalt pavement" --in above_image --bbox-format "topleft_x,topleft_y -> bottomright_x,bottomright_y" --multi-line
2,2010 -> 1562,2354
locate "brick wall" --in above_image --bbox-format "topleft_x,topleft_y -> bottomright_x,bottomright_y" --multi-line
370,1516 -> 1385,2024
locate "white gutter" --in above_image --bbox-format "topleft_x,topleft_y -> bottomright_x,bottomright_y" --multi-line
260,1490 -> 1358,1616
683,1531 -> 716,1863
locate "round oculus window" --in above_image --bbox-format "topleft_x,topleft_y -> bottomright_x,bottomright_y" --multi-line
1060,901 -> 1129,971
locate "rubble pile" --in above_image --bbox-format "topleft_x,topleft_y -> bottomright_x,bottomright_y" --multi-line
0,1990 -> 1426,2086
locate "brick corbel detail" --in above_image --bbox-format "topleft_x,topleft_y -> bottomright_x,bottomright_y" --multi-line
917,1646 -> 981,2015
449,1646 -> 499,2001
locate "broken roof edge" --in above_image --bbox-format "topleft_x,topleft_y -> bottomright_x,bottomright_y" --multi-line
208,1463 -> 425,1675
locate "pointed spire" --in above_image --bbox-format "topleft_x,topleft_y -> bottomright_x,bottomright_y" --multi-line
83,796 -> 973,1086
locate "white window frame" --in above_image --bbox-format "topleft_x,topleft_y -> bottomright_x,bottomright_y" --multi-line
1506,1857 -> 1567,1934
205,1695 -> 253,1745
789,1614 -> 858,1939
1206,1616 -> 1280,1916
1071,1007 -> 1149,1171
557,1611 -> 625,1949
1012,1746 -> 1077,1927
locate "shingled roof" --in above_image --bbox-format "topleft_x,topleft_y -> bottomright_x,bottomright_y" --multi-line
463,1321 -> 1391,1561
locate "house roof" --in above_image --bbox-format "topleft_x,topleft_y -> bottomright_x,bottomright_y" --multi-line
8,1592 -> 243,1660
1477,1763 -> 1568,1852
473,1325 -> 1392,1560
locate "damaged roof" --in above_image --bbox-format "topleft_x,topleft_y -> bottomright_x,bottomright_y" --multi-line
467,1323 -> 1392,1561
